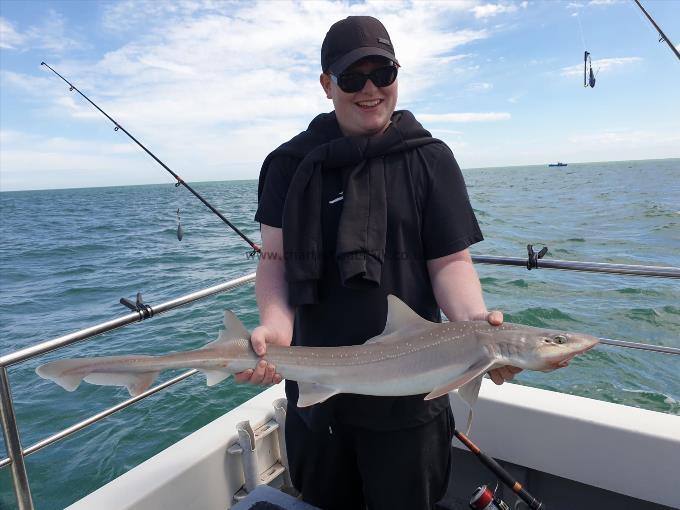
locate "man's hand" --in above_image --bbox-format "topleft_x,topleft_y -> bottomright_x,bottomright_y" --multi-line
483,309 -> 523,385
233,325 -> 285,386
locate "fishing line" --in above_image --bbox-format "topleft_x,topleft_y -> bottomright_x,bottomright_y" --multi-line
574,11 -> 596,88
40,62 -> 261,256
574,11 -> 586,52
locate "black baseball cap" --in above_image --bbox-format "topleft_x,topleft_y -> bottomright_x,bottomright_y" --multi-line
321,16 -> 399,75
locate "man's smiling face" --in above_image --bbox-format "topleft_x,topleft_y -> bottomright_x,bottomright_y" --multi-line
321,57 -> 398,137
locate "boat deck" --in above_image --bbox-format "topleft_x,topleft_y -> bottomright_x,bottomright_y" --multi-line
66,380 -> 680,510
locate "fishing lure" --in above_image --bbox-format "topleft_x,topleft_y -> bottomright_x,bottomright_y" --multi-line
176,208 -> 184,241
584,51 -> 596,89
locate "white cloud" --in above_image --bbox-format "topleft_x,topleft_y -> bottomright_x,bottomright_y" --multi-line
0,130 -> 147,191
0,11 -> 82,53
4,2 -> 495,150
0,17 -> 25,49
560,57 -> 641,77
0,1 -> 555,190
418,112 -> 511,123
568,129 -> 680,148
430,129 -> 464,136
472,2 -> 527,19
467,82 -> 493,91
508,92 -> 524,103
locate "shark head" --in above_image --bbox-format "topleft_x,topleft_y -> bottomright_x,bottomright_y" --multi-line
515,327 -> 599,372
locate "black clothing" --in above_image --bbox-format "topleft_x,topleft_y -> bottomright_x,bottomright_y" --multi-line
255,111 -> 483,430
258,111 -> 443,306
255,111 -> 481,508
285,403 -> 454,510
321,16 -> 399,75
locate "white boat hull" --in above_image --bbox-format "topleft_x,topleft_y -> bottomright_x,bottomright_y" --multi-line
67,381 -> 680,509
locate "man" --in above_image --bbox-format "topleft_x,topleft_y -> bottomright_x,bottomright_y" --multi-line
237,16 -> 520,510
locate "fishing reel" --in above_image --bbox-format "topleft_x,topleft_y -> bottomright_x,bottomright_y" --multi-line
469,484 -> 539,510
469,484 -> 511,510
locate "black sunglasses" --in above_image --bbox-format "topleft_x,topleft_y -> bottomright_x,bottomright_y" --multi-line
330,65 -> 398,93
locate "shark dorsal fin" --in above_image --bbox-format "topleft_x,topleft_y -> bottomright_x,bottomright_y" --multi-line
222,310 -> 250,339
380,295 -> 432,336
206,310 -> 250,348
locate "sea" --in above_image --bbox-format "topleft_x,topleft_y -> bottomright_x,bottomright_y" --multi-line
0,158 -> 678,509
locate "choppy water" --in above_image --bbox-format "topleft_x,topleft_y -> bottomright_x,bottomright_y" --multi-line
1,159 -> 678,509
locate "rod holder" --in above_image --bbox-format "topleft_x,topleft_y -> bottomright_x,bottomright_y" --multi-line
236,420 -> 259,493
273,398 -> 292,487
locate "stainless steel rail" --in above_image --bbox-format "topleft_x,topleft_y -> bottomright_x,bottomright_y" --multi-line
599,338 -> 680,356
1,367 -> 34,509
472,255 -> 680,279
1,257 -> 679,510
0,273 -> 255,510
0,369 -> 198,470
0,273 -> 256,368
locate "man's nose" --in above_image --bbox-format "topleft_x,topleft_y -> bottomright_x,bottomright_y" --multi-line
361,76 -> 380,94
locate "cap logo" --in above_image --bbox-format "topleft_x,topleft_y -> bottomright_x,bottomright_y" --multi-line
377,37 -> 392,47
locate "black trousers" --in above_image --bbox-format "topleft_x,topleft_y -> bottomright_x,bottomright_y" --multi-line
285,404 -> 454,510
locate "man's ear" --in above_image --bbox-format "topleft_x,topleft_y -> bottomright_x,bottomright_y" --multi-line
320,73 -> 332,99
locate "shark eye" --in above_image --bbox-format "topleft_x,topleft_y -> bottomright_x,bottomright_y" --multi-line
554,335 -> 567,344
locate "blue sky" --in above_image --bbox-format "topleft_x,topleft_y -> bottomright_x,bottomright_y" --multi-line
1,0 -> 678,191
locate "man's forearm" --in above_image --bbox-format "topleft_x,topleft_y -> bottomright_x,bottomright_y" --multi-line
255,254 -> 295,345
427,250 -> 488,321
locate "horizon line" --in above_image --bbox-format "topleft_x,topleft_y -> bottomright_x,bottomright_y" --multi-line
1,156 -> 677,193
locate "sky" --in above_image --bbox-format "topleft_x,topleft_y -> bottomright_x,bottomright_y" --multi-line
0,0 -> 679,191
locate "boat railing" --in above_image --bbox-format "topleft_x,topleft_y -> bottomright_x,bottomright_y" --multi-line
1,256 -> 679,510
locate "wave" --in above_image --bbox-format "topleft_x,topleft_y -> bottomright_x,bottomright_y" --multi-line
505,307 -> 576,327
615,287 -> 662,296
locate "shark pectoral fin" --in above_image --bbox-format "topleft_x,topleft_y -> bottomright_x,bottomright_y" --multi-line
424,359 -> 494,401
456,374 -> 485,435
200,369 -> 231,386
296,382 -> 340,407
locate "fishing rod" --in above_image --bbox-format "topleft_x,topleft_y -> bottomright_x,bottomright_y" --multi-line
40,62 -> 261,255
633,0 -> 680,61
455,428 -> 545,509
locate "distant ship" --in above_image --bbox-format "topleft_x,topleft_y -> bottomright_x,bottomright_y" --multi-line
548,162 -> 567,167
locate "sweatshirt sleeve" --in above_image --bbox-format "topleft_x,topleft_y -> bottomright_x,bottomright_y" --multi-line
254,156 -> 299,228
421,145 -> 484,260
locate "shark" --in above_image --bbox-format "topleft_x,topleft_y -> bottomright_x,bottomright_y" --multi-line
36,295 -> 598,432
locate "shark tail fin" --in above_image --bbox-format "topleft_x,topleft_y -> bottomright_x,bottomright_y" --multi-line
36,356 -> 159,396
36,359 -> 88,392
